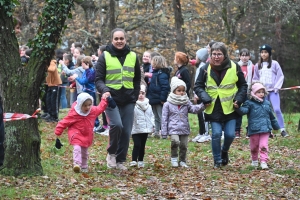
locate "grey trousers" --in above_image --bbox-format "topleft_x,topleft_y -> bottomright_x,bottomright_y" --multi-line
105,103 -> 135,163
171,135 -> 189,162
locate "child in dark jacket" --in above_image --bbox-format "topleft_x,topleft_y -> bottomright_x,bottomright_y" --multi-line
55,92 -> 108,173
161,77 -> 205,168
146,56 -> 171,139
234,82 -> 280,169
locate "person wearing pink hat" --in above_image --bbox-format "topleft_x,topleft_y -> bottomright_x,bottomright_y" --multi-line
234,82 -> 280,169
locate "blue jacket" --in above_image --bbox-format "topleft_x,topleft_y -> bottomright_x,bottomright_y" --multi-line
238,98 -> 280,136
146,68 -> 171,105
76,68 -> 96,93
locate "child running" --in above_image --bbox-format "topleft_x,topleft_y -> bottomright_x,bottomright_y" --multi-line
130,85 -> 155,168
234,82 -> 280,169
54,92 -> 109,173
161,77 -> 205,168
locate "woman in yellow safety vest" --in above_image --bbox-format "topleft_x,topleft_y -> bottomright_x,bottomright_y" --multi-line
95,28 -> 141,170
194,42 -> 247,169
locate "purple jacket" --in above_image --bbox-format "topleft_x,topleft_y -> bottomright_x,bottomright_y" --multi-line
252,60 -> 284,93
161,101 -> 205,137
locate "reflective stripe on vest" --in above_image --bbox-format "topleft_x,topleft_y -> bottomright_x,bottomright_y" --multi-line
205,61 -> 238,115
104,51 -> 136,89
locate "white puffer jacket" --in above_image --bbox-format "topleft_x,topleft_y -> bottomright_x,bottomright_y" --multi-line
132,98 -> 155,134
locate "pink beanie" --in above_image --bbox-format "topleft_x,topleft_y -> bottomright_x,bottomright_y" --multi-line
251,82 -> 266,94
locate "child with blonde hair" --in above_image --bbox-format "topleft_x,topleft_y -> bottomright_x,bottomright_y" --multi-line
146,56 -> 172,138
55,92 -> 108,173
161,77 -> 205,167
234,82 -> 280,169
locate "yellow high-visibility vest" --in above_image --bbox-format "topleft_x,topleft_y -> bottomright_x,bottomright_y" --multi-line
205,61 -> 238,114
104,51 -> 136,89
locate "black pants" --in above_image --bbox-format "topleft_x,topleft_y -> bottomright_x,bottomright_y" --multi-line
132,134 -> 148,162
102,112 -> 108,126
41,85 -> 49,113
0,96 -> 5,166
46,86 -> 61,119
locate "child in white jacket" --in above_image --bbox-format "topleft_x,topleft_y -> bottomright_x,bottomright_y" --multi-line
130,85 -> 155,168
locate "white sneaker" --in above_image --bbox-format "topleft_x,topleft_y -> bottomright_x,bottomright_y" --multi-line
171,158 -> 178,167
116,162 -> 127,170
129,161 -> 137,167
138,161 -> 144,168
179,161 -> 189,168
192,134 -> 202,142
100,128 -> 109,136
251,160 -> 259,167
106,154 -> 117,168
261,162 -> 269,169
197,134 -> 211,143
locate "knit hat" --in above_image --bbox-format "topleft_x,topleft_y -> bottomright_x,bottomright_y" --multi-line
140,84 -> 146,93
251,82 -> 267,101
196,48 -> 209,62
170,76 -> 186,92
260,44 -> 272,56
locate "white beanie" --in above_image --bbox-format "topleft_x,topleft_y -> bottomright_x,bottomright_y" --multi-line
74,92 -> 93,116
140,84 -> 146,92
170,77 -> 186,92
196,48 -> 209,62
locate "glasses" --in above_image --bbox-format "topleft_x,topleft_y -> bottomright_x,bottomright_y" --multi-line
113,37 -> 125,41
212,53 -> 224,57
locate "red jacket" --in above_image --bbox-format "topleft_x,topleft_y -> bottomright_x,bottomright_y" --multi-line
55,99 -> 108,147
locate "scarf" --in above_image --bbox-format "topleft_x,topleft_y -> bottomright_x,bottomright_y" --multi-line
106,43 -> 131,57
238,60 -> 253,84
167,93 -> 189,105
136,98 -> 150,111
209,57 -> 230,71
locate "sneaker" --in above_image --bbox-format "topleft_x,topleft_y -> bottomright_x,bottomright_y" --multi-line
154,134 -> 160,139
73,165 -> 81,173
45,116 -> 58,123
214,162 -> 222,169
269,132 -> 275,139
138,161 -> 144,168
261,162 -> 269,169
197,134 -> 211,143
81,168 -> 88,173
235,131 -> 241,138
221,150 -> 229,166
94,125 -> 103,133
179,161 -> 189,168
192,134 -> 202,142
116,162 -> 127,170
100,128 -> 109,136
281,130 -> 289,137
129,161 -> 137,167
106,154 -> 117,168
40,113 -> 50,119
251,160 -> 259,167
171,158 -> 178,167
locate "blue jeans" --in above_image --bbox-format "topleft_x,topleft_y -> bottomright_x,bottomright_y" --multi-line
105,103 -> 135,163
60,84 -> 68,109
211,119 -> 236,164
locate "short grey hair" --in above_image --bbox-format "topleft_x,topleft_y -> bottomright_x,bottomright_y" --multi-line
211,42 -> 228,58
110,28 -> 127,39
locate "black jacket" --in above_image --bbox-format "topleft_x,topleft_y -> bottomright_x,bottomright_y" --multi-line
174,65 -> 191,98
194,61 -> 247,122
95,44 -> 141,106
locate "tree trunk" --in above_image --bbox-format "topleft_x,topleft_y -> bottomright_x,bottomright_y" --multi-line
0,0 -> 74,176
173,0 -> 185,52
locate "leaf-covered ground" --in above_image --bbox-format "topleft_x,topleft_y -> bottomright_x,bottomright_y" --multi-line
0,110 -> 299,199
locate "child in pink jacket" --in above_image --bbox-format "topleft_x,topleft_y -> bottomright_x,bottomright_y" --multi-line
55,92 -> 109,173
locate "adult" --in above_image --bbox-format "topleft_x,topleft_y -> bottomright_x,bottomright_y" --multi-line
194,42 -> 247,168
95,28 -> 141,170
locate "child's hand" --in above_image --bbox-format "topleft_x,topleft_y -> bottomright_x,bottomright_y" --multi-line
144,72 -> 152,78
102,92 -> 111,99
204,103 -> 211,108
233,101 -> 239,108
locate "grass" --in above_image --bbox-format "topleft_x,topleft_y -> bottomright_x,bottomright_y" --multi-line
0,109 -> 300,199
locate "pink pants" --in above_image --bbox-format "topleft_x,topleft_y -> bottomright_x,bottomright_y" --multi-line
73,145 -> 89,168
249,132 -> 269,163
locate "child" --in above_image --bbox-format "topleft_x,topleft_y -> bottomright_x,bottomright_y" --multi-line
130,85 -> 155,168
161,77 -> 205,167
174,52 -> 191,98
234,82 -> 280,169
146,55 -> 171,139
252,44 -> 288,137
69,56 -> 100,131
55,92 -> 108,173
235,48 -> 254,138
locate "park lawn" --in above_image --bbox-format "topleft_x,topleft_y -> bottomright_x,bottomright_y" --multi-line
0,109 -> 299,199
